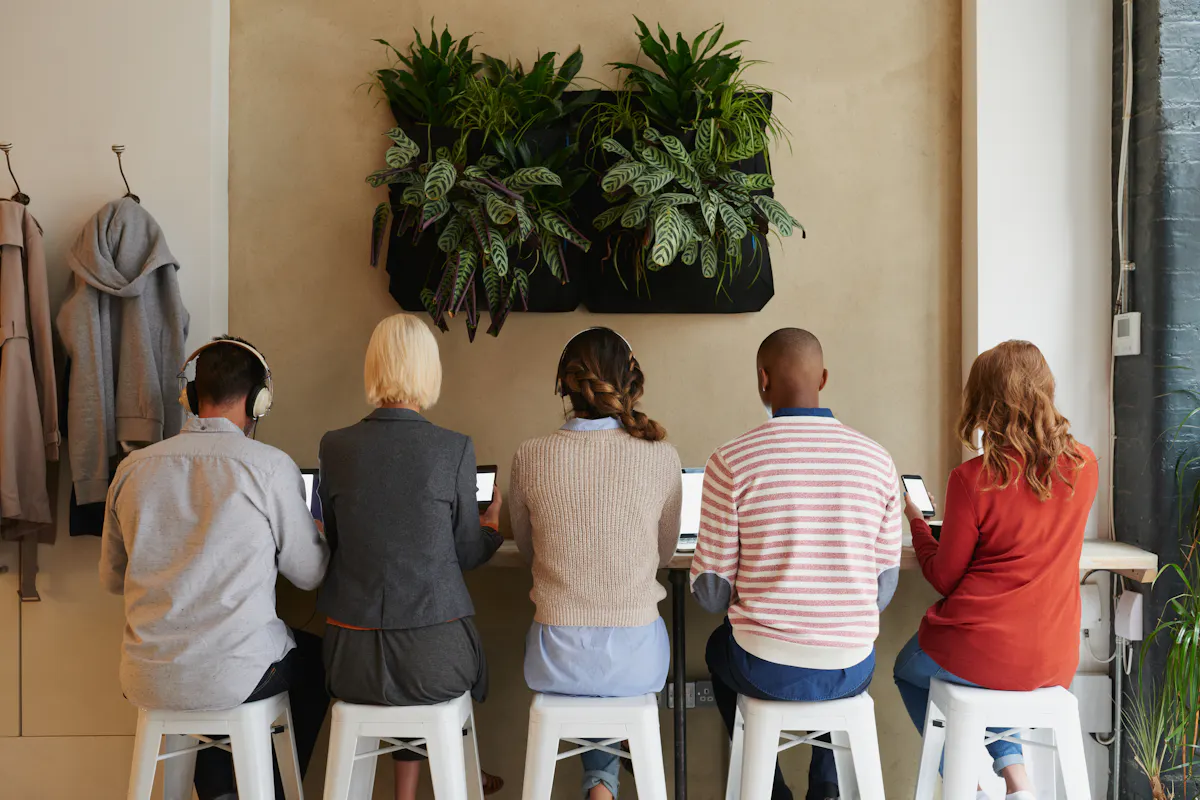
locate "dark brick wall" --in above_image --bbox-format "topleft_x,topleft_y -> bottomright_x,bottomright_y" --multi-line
1114,0 -> 1200,797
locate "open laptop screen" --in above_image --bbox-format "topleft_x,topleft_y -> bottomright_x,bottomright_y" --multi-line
301,469 -> 321,522
677,468 -> 705,551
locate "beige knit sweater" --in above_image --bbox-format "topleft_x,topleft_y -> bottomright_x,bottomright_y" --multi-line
509,428 -> 683,627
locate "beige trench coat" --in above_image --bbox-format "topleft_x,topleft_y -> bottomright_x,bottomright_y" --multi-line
0,200 -> 59,535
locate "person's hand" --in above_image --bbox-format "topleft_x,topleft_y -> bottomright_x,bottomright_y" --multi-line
314,520 -> 325,536
904,490 -> 936,522
480,486 -> 502,531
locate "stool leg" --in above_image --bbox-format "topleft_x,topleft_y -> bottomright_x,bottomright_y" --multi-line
1053,715 -> 1090,800
724,706 -> 746,800
830,730 -> 859,799
349,738 -> 380,800
321,714 -> 357,800
941,713 -> 986,800
628,712 -> 669,800
520,716 -> 560,800
231,709 -> 278,800
428,715 -> 470,800
739,709 -> 782,800
273,702 -> 305,800
845,718 -> 886,800
464,707 -> 486,800
912,703 -> 944,800
161,734 -> 198,800
1027,727 -> 1058,799
127,713 -> 163,800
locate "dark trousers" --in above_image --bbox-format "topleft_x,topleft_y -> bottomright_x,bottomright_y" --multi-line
707,622 -> 870,800
194,630 -> 330,800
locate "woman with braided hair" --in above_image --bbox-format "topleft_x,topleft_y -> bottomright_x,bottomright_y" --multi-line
509,327 -> 683,800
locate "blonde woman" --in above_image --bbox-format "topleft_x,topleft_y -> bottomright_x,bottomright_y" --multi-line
317,313 -> 504,798
893,341 -> 1098,800
509,327 -> 682,800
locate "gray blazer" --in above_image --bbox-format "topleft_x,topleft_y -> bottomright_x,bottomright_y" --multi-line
316,408 -> 501,629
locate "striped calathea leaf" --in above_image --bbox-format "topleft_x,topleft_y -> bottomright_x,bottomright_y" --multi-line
593,123 -> 802,283
365,131 -> 588,339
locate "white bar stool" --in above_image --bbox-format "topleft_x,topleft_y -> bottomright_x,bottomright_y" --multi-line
914,679 -> 1090,800
521,693 -> 668,800
127,692 -> 303,800
322,692 -> 484,800
724,693 -> 885,800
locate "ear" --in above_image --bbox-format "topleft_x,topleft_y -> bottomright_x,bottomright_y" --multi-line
758,366 -> 770,394
819,368 -> 829,392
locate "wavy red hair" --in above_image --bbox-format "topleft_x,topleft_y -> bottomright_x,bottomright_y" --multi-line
957,341 -> 1085,501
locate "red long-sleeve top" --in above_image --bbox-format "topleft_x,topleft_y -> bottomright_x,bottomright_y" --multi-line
911,447 -> 1098,691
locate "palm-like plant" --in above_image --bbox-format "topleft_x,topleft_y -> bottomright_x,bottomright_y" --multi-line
592,121 -> 801,296
368,128 -> 589,339
1125,681 -> 1176,800
372,23 -> 481,127
606,18 -> 787,163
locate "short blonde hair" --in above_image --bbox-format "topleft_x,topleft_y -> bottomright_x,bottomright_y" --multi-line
364,313 -> 442,409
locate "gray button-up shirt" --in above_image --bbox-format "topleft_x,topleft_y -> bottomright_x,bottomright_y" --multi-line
101,416 -> 329,711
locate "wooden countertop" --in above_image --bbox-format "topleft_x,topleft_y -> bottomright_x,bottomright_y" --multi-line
485,538 -> 1159,583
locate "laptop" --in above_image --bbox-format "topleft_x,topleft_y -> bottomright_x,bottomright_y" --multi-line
301,469 -> 322,522
677,468 -> 705,552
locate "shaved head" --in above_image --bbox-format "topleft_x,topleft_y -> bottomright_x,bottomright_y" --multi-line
756,328 -> 828,412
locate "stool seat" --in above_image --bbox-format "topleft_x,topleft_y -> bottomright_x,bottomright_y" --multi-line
725,693 -> 885,800
521,693 -> 667,800
127,692 -> 303,800
915,680 -> 1090,800
322,693 -> 483,800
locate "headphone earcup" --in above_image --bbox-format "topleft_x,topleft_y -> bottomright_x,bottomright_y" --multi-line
181,381 -> 200,415
247,385 -> 273,420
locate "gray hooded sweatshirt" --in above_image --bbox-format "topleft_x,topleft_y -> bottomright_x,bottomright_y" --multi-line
57,198 -> 190,504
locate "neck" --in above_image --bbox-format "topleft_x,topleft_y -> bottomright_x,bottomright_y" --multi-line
773,393 -> 822,412
381,402 -> 421,413
197,401 -> 251,435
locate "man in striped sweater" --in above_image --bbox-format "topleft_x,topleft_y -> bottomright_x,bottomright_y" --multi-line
691,329 -> 903,800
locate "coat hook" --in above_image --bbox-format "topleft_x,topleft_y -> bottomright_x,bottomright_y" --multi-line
112,145 -> 140,204
0,143 -> 31,206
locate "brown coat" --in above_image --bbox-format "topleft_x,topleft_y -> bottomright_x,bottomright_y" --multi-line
0,200 -> 59,535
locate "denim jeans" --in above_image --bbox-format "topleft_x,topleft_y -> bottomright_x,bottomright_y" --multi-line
581,742 -> 623,799
892,633 -> 1024,774
706,620 -> 875,800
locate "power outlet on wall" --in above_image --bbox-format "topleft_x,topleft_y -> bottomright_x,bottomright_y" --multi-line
662,681 -> 716,709
1113,312 -> 1142,356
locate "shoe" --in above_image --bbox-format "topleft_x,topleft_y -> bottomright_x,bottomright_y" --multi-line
1005,793 -> 1035,800
976,792 -> 990,800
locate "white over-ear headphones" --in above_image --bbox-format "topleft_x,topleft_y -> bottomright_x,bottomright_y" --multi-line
554,327 -> 635,396
178,337 -> 274,420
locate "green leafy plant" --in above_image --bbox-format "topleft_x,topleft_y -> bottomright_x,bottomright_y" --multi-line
1124,681 -> 1175,800
367,128 -> 590,339
602,18 -> 788,164
592,121 -> 801,296
372,22 -> 481,127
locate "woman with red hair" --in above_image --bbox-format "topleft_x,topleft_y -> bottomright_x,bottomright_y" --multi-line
893,341 -> 1098,800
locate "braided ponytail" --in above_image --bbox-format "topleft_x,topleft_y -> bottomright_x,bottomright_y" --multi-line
557,329 -> 667,442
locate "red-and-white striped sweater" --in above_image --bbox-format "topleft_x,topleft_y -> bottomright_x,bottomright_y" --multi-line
689,414 -> 902,669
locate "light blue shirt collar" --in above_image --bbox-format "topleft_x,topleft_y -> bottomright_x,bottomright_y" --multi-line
561,416 -> 622,432
183,416 -> 245,435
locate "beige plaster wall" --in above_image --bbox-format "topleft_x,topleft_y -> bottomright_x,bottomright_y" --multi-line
231,2 -> 960,796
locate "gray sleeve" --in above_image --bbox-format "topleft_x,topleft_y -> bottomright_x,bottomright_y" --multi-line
99,483 -> 127,595
692,572 -> 733,614
876,566 -> 899,612
268,460 -> 329,591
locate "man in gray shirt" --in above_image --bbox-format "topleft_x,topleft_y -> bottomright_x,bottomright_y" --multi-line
102,337 -> 329,800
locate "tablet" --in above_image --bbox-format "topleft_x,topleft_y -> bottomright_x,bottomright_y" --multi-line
477,465 -> 497,511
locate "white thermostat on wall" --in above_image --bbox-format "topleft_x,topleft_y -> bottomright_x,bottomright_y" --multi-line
1113,312 -> 1141,357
